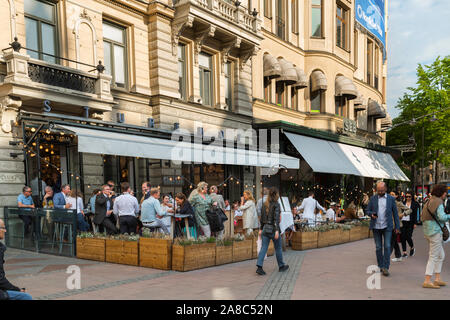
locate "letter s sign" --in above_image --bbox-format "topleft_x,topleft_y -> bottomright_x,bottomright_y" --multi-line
43,100 -> 52,112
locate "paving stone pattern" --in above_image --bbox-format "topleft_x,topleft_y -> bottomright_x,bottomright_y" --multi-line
36,270 -> 175,300
255,251 -> 305,300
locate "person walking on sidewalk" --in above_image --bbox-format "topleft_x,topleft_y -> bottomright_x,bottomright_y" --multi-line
367,181 -> 401,277
256,187 -> 289,276
0,219 -> 32,300
402,191 -> 419,258
390,190 -> 411,262
422,184 -> 450,289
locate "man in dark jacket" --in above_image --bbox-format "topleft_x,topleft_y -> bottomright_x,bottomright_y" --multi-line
0,219 -> 32,300
94,184 -> 118,234
366,181 -> 401,277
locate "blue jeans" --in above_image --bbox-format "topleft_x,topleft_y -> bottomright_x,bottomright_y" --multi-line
7,290 -> 32,300
77,213 -> 89,232
373,228 -> 392,270
256,233 -> 285,269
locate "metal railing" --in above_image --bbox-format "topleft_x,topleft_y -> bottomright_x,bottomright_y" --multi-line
4,207 -> 78,257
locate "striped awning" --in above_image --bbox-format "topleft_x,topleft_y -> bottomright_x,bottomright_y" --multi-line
310,70 -> 327,92
335,76 -> 358,100
263,54 -> 282,79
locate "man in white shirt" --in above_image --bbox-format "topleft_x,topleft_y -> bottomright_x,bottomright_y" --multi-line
326,202 -> 337,221
113,182 -> 140,234
297,191 -> 326,226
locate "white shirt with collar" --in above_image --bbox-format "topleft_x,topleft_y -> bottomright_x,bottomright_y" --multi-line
298,196 -> 326,220
375,193 -> 388,229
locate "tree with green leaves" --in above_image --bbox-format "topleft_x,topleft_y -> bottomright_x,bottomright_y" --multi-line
386,56 -> 449,184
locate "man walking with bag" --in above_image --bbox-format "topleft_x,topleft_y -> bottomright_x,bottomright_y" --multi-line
367,181 -> 401,277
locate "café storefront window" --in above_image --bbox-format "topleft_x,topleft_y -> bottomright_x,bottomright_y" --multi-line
24,126 -> 79,206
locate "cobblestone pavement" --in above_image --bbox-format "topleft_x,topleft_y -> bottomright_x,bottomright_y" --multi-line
3,226 -> 450,300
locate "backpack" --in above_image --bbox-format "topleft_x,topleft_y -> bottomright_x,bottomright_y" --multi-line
206,207 -> 226,232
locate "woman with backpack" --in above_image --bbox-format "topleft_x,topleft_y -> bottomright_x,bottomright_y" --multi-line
256,187 -> 289,275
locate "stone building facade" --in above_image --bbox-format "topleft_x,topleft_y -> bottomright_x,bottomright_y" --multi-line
0,0 -> 396,220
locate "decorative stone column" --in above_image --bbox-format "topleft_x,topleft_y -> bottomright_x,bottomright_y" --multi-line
0,96 -> 24,220
3,50 -> 32,84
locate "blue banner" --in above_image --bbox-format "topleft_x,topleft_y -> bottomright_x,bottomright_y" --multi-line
355,0 -> 386,50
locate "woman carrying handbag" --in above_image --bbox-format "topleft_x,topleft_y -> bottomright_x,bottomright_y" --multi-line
421,184 -> 450,289
256,187 -> 289,276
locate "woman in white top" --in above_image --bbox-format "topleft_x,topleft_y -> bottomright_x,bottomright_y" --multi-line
161,195 -> 174,234
67,190 -> 89,231
239,190 -> 259,236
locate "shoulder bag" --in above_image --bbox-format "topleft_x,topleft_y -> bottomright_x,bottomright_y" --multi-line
428,206 -> 449,241
262,203 -> 275,237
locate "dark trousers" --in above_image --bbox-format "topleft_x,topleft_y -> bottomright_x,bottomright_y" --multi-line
101,217 -> 118,235
391,232 -> 402,258
119,215 -> 138,234
19,215 -> 33,235
77,213 -> 89,232
401,221 -> 414,251
373,228 -> 392,270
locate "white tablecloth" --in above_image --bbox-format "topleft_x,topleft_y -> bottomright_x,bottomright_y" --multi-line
280,212 -> 294,234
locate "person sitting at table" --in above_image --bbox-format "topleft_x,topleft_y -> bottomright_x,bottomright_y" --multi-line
17,186 -> 35,236
67,190 -> 89,232
141,188 -> 169,234
53,184 -> 72,210
42,186 -> 54,208
175,193 -> 197,238
161,194 -> 174,235
343,201 -> 358,220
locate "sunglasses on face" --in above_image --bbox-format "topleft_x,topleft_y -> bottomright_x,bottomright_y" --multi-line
406,196 -> 412,198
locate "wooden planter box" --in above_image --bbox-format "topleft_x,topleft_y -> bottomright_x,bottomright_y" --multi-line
339,229 -> 350,244
318,229 -> 341,247
216,245 -> 233,265
105,239 -> 139,266
251,237 -> 258,259
76,237 -> 105,262
172,243 -> 216,272
139,238 -> 172,270
349,226 -> 364,242
267,241 -> 275,256
291,231 -> 318,250
232,239 -> 253,262
361,226 -> 370,239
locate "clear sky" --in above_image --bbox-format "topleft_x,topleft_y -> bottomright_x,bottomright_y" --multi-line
387,0 -> 450,119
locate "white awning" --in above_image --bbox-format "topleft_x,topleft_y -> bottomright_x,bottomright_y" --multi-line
58,125 -> 299,169
284,132 -> 409,181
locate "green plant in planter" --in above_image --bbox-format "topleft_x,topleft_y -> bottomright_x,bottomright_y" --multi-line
360,219 -> 371,227
174,237 -> 193,246
141,228 -> 171,239
340,224 -> 353,231
206,237 -> 216,243
79,231 -> 107,239
78,231 -> 94,238
233,233 -> 245,241
216,237 -> 233,246
109,233 -> 139,241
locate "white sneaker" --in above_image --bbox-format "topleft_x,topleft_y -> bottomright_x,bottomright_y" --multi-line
392,257 -> 402,262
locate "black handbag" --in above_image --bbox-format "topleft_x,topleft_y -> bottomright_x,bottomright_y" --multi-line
0,289 -> 9,300
262,223 -> 274,237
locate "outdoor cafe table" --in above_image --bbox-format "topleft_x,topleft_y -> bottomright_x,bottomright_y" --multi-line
168,213 -> 193,240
